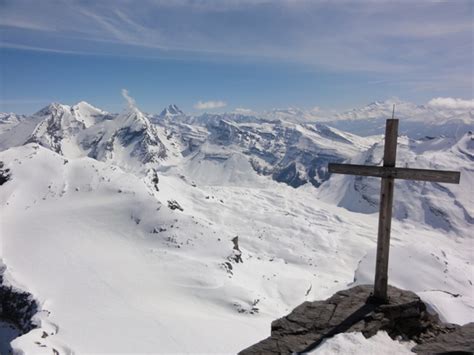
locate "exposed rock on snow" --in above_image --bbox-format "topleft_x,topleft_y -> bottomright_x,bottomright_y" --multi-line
167,199 -> 183,211
0,260 -> 39,353
413,322 -> 474,354
0,161 -> 11,185
240,285 -> 470,354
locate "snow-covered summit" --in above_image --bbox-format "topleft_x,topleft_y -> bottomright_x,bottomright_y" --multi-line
26,102 -> 88,155
71,101 -> 108,127
33,102 -> 68,117
0,102 -> 168,173
81,105 -> 167,169
159,104 -> 185,118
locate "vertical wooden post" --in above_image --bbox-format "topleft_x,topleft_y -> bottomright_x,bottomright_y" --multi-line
373,119 -> 398,301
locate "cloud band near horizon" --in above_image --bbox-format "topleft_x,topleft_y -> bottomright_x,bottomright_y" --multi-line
194,100 -> 227,110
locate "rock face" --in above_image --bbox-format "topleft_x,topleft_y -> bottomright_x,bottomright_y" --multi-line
413,323 -> 474,354
0,262 -> 39,333
240,285 -> 473,354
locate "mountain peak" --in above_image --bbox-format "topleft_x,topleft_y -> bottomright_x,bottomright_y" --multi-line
159,104 -> 184,117
34,102 -> 70,116
72,101 -> 105,113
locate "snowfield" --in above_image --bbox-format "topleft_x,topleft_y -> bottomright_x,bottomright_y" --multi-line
0,99 -> 472,354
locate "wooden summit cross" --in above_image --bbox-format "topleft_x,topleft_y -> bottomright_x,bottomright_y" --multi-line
328,110 -> 460,302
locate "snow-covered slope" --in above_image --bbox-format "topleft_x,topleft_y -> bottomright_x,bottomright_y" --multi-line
0,98 -> 472,353
0,144 -> 373,352
319,132 -> 473,233
2,142 -> 471,354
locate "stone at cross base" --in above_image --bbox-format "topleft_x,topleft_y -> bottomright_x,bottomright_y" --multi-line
239,284 -> 474,354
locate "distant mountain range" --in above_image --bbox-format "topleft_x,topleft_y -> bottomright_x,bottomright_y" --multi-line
1,98 -> 471,186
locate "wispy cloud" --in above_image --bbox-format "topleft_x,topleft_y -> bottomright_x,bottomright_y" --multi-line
194,100 -> 227,110
234,107 -> 255,115
428,97 -> 474,110
121,89 -> 136,109
1,0 -> 472,94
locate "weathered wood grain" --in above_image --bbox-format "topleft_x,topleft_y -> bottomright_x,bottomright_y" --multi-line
328,164 -> 460,184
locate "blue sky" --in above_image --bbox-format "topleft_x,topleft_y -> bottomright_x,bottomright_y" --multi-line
0,0 -> 472,114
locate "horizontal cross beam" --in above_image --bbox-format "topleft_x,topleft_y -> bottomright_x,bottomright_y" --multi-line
328,163 -> 460,184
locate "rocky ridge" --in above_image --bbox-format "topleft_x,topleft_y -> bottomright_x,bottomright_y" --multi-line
240,285 -> 474,354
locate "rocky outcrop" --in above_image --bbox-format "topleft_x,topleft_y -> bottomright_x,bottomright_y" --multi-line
0,262 -> 39,333
413,322 -> 474,354
167,199 -> 184,211
0,161 -> 11,185
240,284 -> 473,354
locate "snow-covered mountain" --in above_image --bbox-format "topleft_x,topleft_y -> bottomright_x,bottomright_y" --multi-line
177,114 -> 376,187
1,102 -> 169,174
319,132 -> 473,233
0,113 -> 25,134
254,99 -> 473,139
158,104 -> 186,119
78,106 -> 168,170
0,98 -> 472,353
25,102 -> 102,155
261,107 -> 323,122
326,99 -> 473,138
333,98 -> 472,123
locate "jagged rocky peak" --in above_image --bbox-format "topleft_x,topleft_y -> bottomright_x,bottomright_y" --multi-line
34,102 -> 70,117
31,101 -> 105,129
84,104 -> 168,167
119,105 -> 164,138
159,104 -> 184,118
26,102 -> 87,154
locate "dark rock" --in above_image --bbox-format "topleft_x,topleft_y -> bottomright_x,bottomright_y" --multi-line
0,161 -> 11,186
0,262 -> 39,334
240,285 -> 469,354
230,236 -> 243,263
413,323 -> 474,354
167,200 -> 184,211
